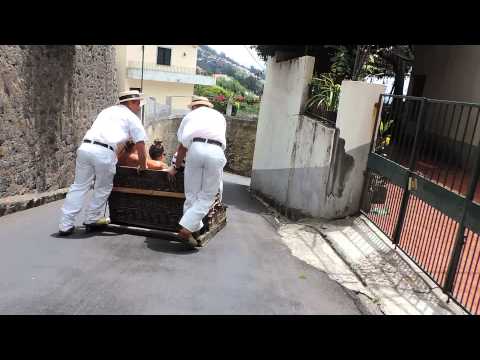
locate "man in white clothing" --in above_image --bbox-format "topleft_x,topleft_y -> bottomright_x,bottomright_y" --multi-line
166,96 -> 227,248
58,90 -> 148,236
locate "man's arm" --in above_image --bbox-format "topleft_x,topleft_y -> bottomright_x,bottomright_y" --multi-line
165,143 -> 188,176
135,141 -> 148,170
175,144 -> 188,168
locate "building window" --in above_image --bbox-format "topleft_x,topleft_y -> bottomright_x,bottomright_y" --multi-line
157,47 -> 171,66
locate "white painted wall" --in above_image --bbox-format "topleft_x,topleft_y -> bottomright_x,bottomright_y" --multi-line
251,55 -> 315,205
251,58 -> 386,219
252,55 -> 315,171
336,81 -> 386,153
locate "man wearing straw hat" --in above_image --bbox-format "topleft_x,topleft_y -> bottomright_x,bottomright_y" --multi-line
58,90 -> 149,236
166,95 -> 227,248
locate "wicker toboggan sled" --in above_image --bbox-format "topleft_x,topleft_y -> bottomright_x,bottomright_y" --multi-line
106,166 -> 227,247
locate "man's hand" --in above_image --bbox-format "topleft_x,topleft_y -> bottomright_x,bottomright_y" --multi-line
164,165 -> 178,177
135,141 -> 148,173
136,164 -> 147,174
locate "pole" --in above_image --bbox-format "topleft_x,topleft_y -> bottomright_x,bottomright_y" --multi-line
141,45 -> 145,125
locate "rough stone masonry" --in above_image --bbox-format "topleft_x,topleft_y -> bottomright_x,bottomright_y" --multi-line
0,45 -> 118,214
146,115 -> 258,177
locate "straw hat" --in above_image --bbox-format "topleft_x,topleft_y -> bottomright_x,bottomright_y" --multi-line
188,95 -> 213,109
118,90 -> 145,106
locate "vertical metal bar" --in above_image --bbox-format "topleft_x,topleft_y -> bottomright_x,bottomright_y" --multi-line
416,204 -> 437,267
389,98 -> 406,162
399,194 -> 418,251
444,141 -> 480,293
426,103 -> 443,178
394,99 -> 415,165
420,102 -> 440,179
459,229 -> 478,307
431,215 -> 452,284
453,228 -> 468,302
388,185 -> 402,238
459,107 -> 480,195
405,196 -> 423,255
415,101 -> 433,171
426,102 -> 445,180
424,207 -> 444,273
434,103 -> 453,183
444,105 -> 465,190
410,198 -> 430,261
439,104 -> 458,185
392,186 -> 403,238
392,98 -> 426,245
470,233 -> 480,314
453,106 -> 473,193
439,219 -> 458,287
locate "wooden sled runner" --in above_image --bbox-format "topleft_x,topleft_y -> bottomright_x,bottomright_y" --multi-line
107,166 -> 227,247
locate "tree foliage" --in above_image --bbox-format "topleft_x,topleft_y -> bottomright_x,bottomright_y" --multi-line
253,45 -> 414,95
197,46 -> 265,96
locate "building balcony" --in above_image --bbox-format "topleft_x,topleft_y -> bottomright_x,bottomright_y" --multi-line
127,61 -> 215,86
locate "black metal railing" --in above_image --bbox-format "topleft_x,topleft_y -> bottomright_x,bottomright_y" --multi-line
361,94 -> 480,314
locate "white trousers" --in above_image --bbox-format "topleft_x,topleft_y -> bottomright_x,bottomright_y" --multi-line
179,141 -> 226,233
59,143 -> 117,231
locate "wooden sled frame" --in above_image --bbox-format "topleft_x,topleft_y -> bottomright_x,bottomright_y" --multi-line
105,213 -> 227,248
107,166 -> 227,248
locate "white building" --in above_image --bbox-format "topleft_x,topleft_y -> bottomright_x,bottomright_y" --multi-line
115,45 -> 215,111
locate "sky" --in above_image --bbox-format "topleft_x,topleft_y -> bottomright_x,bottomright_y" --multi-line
207,45 -> 266,71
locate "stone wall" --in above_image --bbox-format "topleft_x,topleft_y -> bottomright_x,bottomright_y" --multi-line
145,117 -> 182,162
224,117 -> 257,176
0,45 -> 118,199
146,115 -> 257,177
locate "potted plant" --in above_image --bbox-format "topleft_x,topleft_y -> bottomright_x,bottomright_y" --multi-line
304,73 -> 341,124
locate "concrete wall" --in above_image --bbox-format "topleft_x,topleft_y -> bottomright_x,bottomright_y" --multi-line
332,81 -> 386,216
410,46 -> 480,102
145,117 -> 182,163
251,55 -> 315,206
251,55 -> 385,220
0,45 -> 118,199
145,115 -> 257,176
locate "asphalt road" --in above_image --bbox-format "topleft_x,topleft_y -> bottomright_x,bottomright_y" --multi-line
0,173 -> 362,314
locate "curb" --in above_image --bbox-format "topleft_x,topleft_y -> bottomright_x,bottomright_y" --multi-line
249,189 -> 385,315
0,188 -> 68,218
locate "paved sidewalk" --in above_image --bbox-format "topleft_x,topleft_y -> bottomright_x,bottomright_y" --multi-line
253,193 -> 467,315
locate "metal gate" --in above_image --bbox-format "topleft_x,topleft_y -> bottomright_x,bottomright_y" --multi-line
361,94 -> 480,315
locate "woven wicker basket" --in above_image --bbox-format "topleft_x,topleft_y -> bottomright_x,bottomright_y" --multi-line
108,166 -> 225,233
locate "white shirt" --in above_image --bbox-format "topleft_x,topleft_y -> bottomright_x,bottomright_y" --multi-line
177,107 -> 226,150
83,104 -> 147,151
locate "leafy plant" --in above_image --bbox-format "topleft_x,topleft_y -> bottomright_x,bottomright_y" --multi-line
376,119 -> 394,151
304,73 -> 341,113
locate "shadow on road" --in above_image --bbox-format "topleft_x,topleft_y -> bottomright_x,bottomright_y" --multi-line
49,229 -> 119,240
144,237 -> 199,255
221,181 -> 266,215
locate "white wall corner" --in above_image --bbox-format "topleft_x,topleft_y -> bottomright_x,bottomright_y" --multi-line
336,80 -> 386,153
